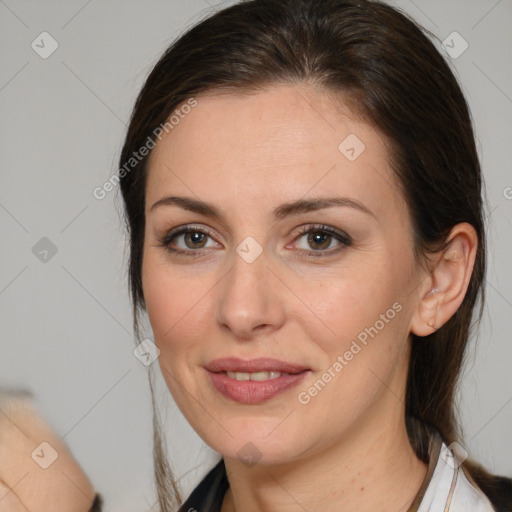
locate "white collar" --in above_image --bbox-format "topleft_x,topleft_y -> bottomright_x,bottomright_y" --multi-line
412,433 -> 495,511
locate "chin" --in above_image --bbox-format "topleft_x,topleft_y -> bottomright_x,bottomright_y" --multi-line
200,419 -> 311,467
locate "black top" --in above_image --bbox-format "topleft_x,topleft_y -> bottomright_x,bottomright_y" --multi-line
90,493 -> 103,511
178,458 -> 230,512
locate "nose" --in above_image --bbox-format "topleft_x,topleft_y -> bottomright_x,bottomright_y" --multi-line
215,245 -> 286,341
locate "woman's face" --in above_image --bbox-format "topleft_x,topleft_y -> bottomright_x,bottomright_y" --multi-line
142,84 -> 425,465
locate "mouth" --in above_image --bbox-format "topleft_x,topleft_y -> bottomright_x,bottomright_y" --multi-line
204,358 -> 310,404
225,370 -> 283,381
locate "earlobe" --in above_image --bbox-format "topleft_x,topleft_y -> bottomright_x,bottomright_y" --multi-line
410,223 -> 478,338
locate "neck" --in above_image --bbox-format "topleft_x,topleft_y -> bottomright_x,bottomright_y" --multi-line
221,398 -> 427,512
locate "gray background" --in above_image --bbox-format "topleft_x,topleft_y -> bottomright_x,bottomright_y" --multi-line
0,0 -> 511,510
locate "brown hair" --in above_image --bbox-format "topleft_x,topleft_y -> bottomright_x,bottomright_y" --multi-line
118,0 -> 511,509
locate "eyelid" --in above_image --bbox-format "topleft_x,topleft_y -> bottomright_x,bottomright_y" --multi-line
156,223 -> 220,251
286,224 -> 352,258
289,224 -> 352,246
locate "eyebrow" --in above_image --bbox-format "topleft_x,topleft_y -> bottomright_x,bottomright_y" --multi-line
150,195 -> 376,221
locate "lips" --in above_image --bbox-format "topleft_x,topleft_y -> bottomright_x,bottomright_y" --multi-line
204,357 -> 309,374
204,357 -> 310,404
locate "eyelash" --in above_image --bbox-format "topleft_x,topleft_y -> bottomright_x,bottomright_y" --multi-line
156,224 -> 352,259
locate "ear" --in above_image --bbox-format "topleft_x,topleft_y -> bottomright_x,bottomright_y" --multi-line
410,222 -> 478,337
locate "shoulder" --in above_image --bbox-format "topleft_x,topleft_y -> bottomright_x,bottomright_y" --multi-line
457,465 -> 497,511
415,427 -> 512,512
417,438 -> 495,511
471,472 -> 512,512
453,442 -> 512,511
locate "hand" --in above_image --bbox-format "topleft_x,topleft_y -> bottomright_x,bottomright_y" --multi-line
0,390 -> 100,512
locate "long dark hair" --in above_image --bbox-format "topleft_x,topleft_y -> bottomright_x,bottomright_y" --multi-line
118,0 -> 511,509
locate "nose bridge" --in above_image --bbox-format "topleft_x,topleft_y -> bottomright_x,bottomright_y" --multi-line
216,239 -> 284,338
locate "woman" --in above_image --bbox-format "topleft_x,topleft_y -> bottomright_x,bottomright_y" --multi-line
118,0 -> 512,510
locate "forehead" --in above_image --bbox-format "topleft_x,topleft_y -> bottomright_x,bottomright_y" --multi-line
145,84 -> 400,218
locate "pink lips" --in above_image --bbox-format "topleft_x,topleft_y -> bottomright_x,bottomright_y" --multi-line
204,357 -> 310,405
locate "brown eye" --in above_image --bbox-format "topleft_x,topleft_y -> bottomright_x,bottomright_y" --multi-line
158,225 -> 219,256
293,224 -> 352,257
183,231 -> 208,249
306,231 -> 333,250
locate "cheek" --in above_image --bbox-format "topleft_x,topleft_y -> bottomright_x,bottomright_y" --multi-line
289,272 -> 411,429
299,260 -> 401,351
295,254 -> 413,404
141,252 -> 214,356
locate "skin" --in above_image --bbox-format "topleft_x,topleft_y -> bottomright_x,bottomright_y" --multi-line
142,84 -> 477,512
0,392 -> 96,512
